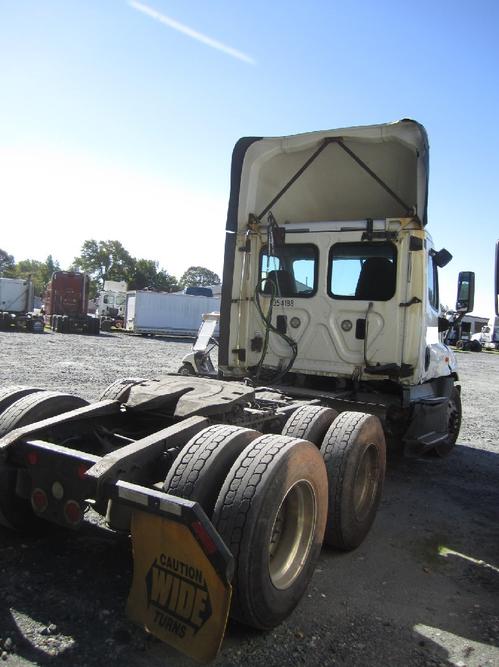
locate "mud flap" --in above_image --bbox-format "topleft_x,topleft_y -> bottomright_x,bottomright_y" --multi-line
127,510 -> 232,662
402,397 -> 448,456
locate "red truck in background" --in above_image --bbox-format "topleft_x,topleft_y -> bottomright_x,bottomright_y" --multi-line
44,271 -> 100,335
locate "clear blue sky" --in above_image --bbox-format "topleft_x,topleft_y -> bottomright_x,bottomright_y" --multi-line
1,0 -> 498,314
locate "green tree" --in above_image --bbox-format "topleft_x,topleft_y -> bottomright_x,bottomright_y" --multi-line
40,255 -> 60,286
0,248 -> 15,276
179,266 -> 221,288
129,259 -> 178,292
14,256 -> 60,296
155,269 -> 179,293
73,240 -> 135,295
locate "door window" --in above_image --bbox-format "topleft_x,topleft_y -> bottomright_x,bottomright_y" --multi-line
427,253 -> 439,311
260,244 -> 318,297
328,242 -> 397,301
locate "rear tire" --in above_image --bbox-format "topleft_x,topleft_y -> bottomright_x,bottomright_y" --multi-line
0,390 -> 89,438
213,434 -> 327,629
0,386 -> 42,417
98,377 -> 146,402
0,391 -> 88,531
281,405 -> 338,446
164,425 -> 260,517
320,411 -> 386,551
87,316 -> 99,335
178,362 -> 196,376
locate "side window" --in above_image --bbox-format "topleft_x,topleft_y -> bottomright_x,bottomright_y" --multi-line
261,254 -> 281,276
292,258 -> 315,293
328,242 -> 397,301
428,254 -> 439,311
103,295 -> 109,304
260,244 -> 318,297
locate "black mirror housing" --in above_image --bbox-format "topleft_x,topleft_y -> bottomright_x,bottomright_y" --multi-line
456,271 -> 475,313
432,248 -> 453,268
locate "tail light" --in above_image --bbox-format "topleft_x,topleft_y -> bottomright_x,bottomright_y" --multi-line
31,488 -> 48,513
77,464 -> 89,480
26,451 -> 38,466
64,500 -> 83,526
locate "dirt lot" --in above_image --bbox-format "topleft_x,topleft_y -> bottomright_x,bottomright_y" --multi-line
0,330 -> 498,667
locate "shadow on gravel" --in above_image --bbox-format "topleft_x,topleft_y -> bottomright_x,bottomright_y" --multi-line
0,442 -> 498,666
0,522 -> 136,666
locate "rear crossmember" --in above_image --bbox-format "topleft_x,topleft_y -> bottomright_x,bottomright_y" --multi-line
1,402 -> 234,661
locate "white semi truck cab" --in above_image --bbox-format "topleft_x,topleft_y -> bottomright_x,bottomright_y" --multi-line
98,280 -> 127,330
218,119 -> 473,456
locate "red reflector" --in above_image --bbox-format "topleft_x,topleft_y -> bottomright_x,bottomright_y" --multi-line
64,500 -> 82,526
27,451 -> 38,466
191,520 -> 217,555
77,464 -> 89,480
31,488 -> 48,513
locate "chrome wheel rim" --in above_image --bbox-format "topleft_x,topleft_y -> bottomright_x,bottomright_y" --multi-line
268,480 -> 317,590
353,444 -> 379,521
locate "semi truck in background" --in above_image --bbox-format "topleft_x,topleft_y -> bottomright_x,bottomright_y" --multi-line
125,290 -> 220,336
44,271 -> 99,335
0,277 -> 44,332
97,280 -> 127,331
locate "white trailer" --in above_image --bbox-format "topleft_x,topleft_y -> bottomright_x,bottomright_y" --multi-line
0,277 -> 43,332
0,277 -> 34,314
125,290 -> 220,336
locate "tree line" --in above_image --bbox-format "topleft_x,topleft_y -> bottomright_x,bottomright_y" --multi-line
0,240 -> 220,298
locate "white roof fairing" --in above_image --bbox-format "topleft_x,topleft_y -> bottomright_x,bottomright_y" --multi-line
232,119 -> 429,232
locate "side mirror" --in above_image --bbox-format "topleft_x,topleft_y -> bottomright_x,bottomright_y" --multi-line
456,271 -> 475,313
432,248 -> 453,268
495,240 -> 499,316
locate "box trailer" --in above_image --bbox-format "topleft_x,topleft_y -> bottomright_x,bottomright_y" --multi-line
125,291 -> 220,336
0,277 -> 43,332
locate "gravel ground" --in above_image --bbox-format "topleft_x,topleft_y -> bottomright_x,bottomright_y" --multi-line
0,330 -> 498,667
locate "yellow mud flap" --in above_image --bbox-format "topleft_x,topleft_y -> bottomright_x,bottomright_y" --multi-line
127,508 -> 232,662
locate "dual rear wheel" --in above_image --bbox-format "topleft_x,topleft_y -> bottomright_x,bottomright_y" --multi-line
282,405 -> 386,551
162,405 -> 386,629
164,424 -> 328,629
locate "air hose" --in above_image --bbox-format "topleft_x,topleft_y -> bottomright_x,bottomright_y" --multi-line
253,282 -> 298,383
